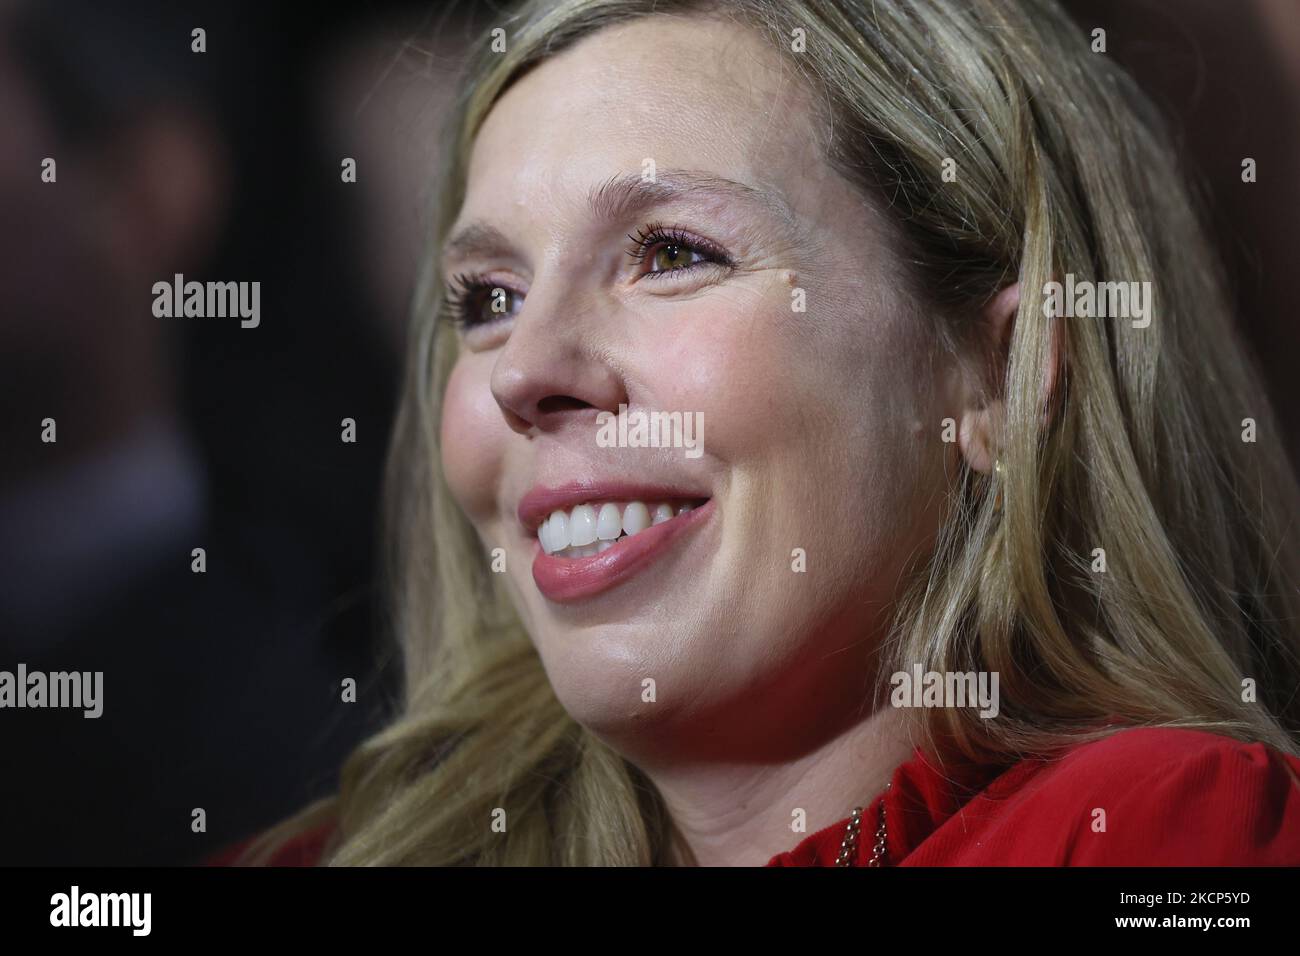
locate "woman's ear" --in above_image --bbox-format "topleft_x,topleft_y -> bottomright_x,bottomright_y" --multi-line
955,281 -> 1066,474
958,403 -> 1001,474
956,283 -> 1019,474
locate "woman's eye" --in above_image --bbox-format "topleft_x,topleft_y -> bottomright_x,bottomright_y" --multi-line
650,243 -> 706,273
444,278 -> 524,330
629,225 -> 733,280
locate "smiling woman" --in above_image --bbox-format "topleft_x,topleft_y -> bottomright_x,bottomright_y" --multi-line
219,0 -> 1300,867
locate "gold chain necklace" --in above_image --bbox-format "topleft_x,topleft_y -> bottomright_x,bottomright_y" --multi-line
835,781 -> 890,867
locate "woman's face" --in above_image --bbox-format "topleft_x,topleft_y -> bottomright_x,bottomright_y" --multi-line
439,16 -> 960,760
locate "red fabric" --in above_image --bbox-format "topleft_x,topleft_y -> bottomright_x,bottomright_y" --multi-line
204,728 -> 1300,866
767,727 -> 1300,866
204,820 -> 335,866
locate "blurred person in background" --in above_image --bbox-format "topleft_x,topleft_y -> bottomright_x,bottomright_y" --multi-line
0,0 -> 443,863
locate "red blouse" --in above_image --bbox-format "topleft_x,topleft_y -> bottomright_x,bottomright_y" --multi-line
207,727 -> 1300,866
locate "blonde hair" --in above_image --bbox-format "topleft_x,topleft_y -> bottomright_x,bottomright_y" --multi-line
241,0 -> 1300,865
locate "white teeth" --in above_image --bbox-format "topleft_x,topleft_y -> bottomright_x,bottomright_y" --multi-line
538,498 -> 705,558
541,510 -> 568,555
622,501 -> 650,535
596,503 -> 622,540
569,504 -> 597,546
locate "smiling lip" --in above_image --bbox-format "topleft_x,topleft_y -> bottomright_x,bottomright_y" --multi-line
515,481 -> 709,534
518,482 -> 714,603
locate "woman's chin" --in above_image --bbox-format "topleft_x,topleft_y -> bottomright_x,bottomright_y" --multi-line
538,657 -> 703,731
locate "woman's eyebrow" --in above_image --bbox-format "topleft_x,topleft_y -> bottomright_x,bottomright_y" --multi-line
442,221 -> 513,269
442,168 -> 797,268
586,168 -> 798,229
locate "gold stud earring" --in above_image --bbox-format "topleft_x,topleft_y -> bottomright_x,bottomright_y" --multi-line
993,456 -> 1005,513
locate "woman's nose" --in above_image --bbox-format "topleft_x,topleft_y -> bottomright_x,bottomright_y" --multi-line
488,280 -> 627,437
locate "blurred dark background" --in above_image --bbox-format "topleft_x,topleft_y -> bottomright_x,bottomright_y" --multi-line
0,0 -> 480,865
0,0 -> 1295,865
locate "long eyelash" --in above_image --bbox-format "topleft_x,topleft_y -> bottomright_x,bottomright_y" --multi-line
625,223 -> 734,273
440,272 -> 495,328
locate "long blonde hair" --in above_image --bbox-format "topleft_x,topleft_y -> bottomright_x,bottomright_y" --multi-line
243,0 -> 1300,865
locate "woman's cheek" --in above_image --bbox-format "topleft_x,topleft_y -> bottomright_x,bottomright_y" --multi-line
653,284 -> 808,451
722,336 -> 833,454
439,357 -> 504,520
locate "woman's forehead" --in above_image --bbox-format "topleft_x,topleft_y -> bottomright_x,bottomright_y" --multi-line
462,15 -> 822,213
